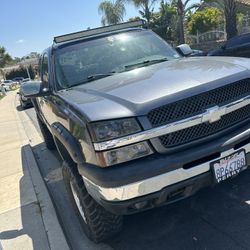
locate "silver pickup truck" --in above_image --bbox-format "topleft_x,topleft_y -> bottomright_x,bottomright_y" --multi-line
23,20 -> 250,242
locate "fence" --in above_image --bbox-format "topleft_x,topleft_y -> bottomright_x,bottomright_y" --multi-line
187,14 -> 250,45
186,30 -> 226,44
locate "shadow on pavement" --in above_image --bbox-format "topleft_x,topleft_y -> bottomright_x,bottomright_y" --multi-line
0,145 -> 50,250
107,170 -> 250,250
31,142 -> 103,250
16,104 -> 33,112
16,105 -> 23,112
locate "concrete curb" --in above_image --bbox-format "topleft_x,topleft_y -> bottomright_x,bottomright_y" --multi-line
22,145 -> 70,250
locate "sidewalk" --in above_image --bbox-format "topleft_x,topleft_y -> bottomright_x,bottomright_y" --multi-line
0,91 -> 69,250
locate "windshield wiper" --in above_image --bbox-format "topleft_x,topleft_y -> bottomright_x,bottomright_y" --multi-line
124,58 -> 168,70
68,73 -> 114,88
87,73 -> 114,81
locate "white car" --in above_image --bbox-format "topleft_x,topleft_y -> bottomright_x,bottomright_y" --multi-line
1,80 -> 14,91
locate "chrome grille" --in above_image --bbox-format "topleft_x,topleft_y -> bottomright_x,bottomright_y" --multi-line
159,104 -> 250,148
148,79 -> 250,127
147,79 -> 250,148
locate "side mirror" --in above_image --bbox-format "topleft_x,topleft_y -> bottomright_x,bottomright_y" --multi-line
176,44 -> 193,57
22,81 -> 50,98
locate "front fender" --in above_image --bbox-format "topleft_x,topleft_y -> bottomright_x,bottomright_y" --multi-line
51,122 -> 85,164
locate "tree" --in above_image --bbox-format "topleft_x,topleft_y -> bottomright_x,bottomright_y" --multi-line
0,47 -> 13,68
98,0 -> 126,26
6,65 -> 35,80
128,16 -> 142,22
152,1 -> 178,41
172,0 -> 201,44
223,0 -> 238,39
127,0 -> 160,25
187,7 -> 223,35
202,0 -> 238,39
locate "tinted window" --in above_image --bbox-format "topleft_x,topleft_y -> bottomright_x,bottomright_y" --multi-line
225,37 -> 239,48
38,56 -> 43,78
238,34 -> 250,45
226,34 -> 250,48
42,54 -> 49,86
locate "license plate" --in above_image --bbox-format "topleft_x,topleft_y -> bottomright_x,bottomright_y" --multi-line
211,149 -> 247,183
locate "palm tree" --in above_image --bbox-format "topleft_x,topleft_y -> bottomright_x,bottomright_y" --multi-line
172,0 -> 201,44
0,47 -> 12,68
127,0 -> 160,24
98,0 -> 126,26
224,0 -> 237,39
202,0 -> 238,39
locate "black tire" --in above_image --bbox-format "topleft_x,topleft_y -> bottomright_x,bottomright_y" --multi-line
62,161 -> 123,243
36,115 -> 56,150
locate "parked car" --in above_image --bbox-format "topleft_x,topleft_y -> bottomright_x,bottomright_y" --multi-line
176,44 -> 205,57
22,21 -> 250,243
1,80 -> 14,91
18,81 -> 33,108
1,84 -> 9,92
208,32 -> 250,57
13,77 -> 24,83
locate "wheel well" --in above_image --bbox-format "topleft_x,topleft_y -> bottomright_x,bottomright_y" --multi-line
54,137 -> 77,168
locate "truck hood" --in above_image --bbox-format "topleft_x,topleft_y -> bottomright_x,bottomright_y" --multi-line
58,56 -> 250,121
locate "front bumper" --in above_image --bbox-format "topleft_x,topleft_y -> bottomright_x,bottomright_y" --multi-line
84,142 -> 250,197
79,126 -> 250,214
97,172 -> 212,214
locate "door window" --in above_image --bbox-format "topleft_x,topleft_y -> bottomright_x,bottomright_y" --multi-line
226,34 -> 250,49
42,53 -> 49,87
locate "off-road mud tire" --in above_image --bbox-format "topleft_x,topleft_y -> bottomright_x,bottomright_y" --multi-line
62,161 -> 123,243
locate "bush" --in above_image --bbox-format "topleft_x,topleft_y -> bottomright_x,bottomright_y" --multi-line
187,7 -> 223,35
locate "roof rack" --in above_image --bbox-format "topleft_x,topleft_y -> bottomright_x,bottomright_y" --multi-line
54,20 -> 146,44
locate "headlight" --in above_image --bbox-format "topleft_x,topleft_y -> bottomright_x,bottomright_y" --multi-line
91,118 -> 141,142
96,141 -> 153,167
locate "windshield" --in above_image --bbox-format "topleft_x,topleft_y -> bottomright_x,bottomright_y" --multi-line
55,30 -> 180,88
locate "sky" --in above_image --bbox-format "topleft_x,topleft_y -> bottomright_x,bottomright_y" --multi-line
1,0 -> 198,58
0,0 -> 142,58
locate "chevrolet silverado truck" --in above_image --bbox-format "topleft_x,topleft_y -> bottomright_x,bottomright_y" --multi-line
22,20 -> 250,242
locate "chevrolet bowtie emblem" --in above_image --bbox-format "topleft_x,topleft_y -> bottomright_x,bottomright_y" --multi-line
202,106 -> 226,124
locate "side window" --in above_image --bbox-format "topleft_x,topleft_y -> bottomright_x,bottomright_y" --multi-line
38,56 -> 42,78
237,35 -> 250,46
226,35 -> 250,49
42,54 -> 49,86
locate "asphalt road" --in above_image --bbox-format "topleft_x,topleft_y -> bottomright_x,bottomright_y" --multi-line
24,106 -> 250,250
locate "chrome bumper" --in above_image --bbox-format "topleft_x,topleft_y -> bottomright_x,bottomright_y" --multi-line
83,142 -> 250,202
